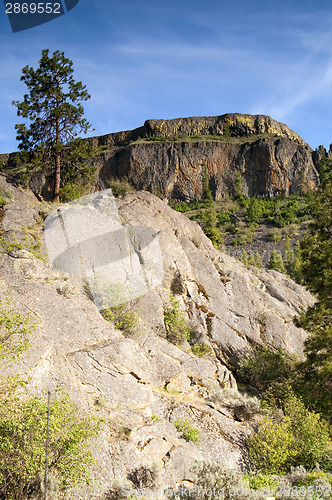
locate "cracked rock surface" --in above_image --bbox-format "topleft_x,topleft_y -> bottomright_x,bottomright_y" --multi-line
0,186 -> 315,498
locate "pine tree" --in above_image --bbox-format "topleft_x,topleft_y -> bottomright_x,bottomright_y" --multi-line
283,235 -> 294,268
13,49 -> 92,202
253,252 -> 263,269
297,159 -> 332,419
240,249 -> 249,265
202,166 -> 213,204
268,249 -> 287,274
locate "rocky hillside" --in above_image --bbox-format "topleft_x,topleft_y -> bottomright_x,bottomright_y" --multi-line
0,114 -> 320,202
0,175 -> 315,498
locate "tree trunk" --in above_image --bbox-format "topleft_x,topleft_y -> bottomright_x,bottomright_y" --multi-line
54,152 -> 61,202
54,111 -> 61,203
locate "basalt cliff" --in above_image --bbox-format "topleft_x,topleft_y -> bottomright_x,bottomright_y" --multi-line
0,113 -> 320,201
88,113 -> 319,202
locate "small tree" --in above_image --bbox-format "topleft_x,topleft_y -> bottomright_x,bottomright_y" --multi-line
0,381 -> 103,499
268,249 -> 287,274
13,49 -> 92,202
202,166 -> 214,204
247,416 -> 297,474
283,235 -> 294,268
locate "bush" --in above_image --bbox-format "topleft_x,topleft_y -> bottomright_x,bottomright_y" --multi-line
191,343 -> 214,358
59,180 -> 92,202
205,226 -> 223,248
164,294 -> 191,344
248,252 -> 263,269
0,195 -> 6,208
269,227 -> 282,242
202,166 -> 214,204
239,345 -> 296,395
247,395 -> 332,474
191,460 -> 248,499
274,200 -> 299,227
0,380 -> 104,499
173,418 -> 201,443
245,198 -> 264,224
283,395 -> 332,470
0,300 -> 34,365
101,305 -> 139,337
247,415 -> 297,474
174,202 -> 190,213
107,177 -> 135,197
244,472 -> 279,493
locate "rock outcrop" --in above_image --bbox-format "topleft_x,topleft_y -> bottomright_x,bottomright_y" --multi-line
0,114 -> 320,202
89,114 -> 319,201
0,180 -> 315,498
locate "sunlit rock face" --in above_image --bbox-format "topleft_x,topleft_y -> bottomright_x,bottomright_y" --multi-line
0,179 -> 315,498
88,114 -> 320,202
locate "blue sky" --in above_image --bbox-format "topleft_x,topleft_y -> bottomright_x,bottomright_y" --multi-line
1,0 -> 332,153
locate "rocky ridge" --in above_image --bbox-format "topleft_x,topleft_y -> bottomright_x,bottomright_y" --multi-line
0,113 -> 320,202
89,113 -> 320,202
0,175 -> 315,498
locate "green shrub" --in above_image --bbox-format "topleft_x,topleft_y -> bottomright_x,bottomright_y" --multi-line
0,225 -> 45,261
0,234 -> 24,254
245,198 -> 264,224
0,195 -> 6,208
239,345 -> 296,395
231,228 -> 255,246
107,177 -> 135,197
248,252 -> 263,269
101,305 -> 139,337
240,249 -> 249,265
202,166 -> 214,204
287,223 -> 301,238
205,226 -> 223,248
283,395 -> 332,471
144,136 -> 168,142
247,395 -> 332,474
59,180 -> 92,202
217,211 -> 233,225
174,201 -> 190,213
173,418 -> 201,443
163,294 -> 191,344
247,415 -> 297,474
0,381 -> 103,499
274,200 -> 299,227
191,343 -> 214,358
269,228 -> 282,242
0,300 -> 35,365
244,472 -> 279,493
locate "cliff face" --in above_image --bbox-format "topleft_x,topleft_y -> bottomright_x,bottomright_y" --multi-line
0,178 -> 315,497
89,114 -> 319,201
0,113 -> 320,201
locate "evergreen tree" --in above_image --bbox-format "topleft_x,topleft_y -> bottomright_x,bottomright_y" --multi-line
268,249 -> 287,274
13,49 -> 92,202
202,166 -> 213,204
298,159 -> 332,419
283,235 -> 294,268
253,252 -> 263,269
240,249 -> 249,265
